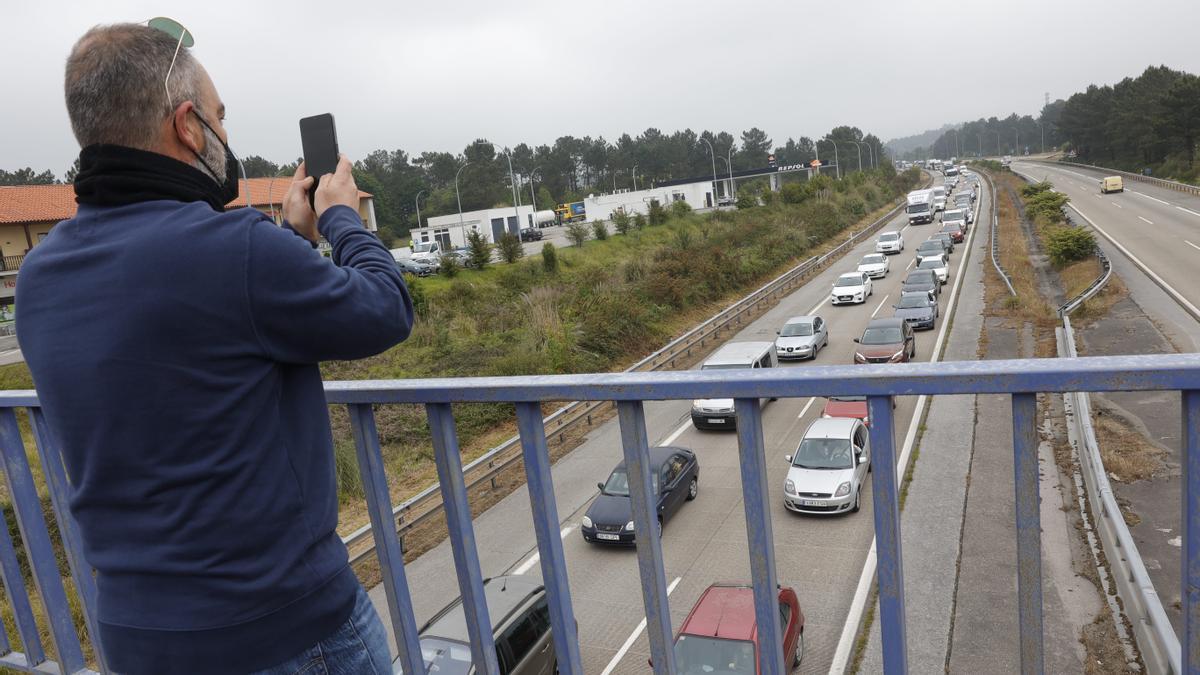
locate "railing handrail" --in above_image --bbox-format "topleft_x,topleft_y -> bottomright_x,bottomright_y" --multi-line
1031,158 -> 1200,197
335,175 -> 932,561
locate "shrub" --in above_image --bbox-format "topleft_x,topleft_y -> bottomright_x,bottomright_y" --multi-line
648,200 -> 668,226
591,221 -> 608,240
633,213 -> 647,230
736,192 -> 758,209
406,276 -> 429,318
843,197 -> 866,217
466,228 -> 491,269
1045,227 -> 1096,265
779,182 -> 807,204
438,255 -> 460,277
496,232 -> 524,263
612,209 -> 632,235
1020,181 -> 1053,198
670,199 -> 692,219
541,241 -> 559,273
566,222 -> 590,247
672,226 -> 694,251
759,190 -> 776,207
1025,190 -> 1069,224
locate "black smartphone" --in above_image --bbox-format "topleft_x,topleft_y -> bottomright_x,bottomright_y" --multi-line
299,113 -> 339,209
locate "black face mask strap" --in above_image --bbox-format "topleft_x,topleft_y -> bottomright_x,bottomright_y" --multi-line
190,111 -> 231,176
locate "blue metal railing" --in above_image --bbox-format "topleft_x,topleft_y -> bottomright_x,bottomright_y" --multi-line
0,354 -> 1197,674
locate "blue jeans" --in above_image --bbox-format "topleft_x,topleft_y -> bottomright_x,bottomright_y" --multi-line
253,586 -> 392,675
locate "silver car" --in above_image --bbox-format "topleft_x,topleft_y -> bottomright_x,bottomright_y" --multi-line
776,315 -> 829,360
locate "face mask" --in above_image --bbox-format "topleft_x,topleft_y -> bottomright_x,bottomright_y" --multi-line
191,111 -> 241,206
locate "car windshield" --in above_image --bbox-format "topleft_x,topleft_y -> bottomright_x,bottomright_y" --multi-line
835,276 -> 863,287
780,322 -> 813,337
879,232 -> 899,241
602,469 -> 658,496
412,242 -> 435,253
414,637 -> 472,675
674,635 -> 757,674
861,326 -> 903,345
906,203 -> 930,214
861,255 -> 885,265
792,437 -> 855,470
898,295 -> 931,309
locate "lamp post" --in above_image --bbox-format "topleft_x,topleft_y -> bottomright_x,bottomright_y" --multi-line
498,149 -> 522,231
529,168 -> 542,213
848,141 -> 864,172
265,167 -> 292,224
995,130 -> 1003,156
454,162 -> 471,229
725,145 -> 735,198
612,168 -> 624,192
978,133 -> 984,158
632,165 -> 639,191
1035,121 -> 1045,154
699,138 -> 718,207
1011,128 -> 1020,156
414,189 -> 426,230
818,140 -> 841,179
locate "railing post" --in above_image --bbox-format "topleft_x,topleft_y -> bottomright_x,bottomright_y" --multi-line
1011,392 -> 1045,674
1183,390 -> 1200,673
867,395 -> 907,674
733,398 -> 784,675
515,402 -> 584,675
347,403 -> 424,675
616,401 -> 677,675
427,403 -> 500,675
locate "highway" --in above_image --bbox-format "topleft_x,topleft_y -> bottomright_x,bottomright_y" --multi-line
372,172 -> 988,673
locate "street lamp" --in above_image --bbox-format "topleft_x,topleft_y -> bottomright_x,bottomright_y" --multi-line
725,145 -> 735,198
817,139 -> 841,179
1035,121 -> 1045,154
632,165 -> 639,191
529,168 -> 542,213
454,162 -> 471,229
847,141 -> 864,172
612,168 -> 624,192
995,130 -> 1003,156
497,149 -> 522,230
265,167 -> 292,223
699,138 -> 719,207
1011,128 -> 1020,155
414,189 -> 426,230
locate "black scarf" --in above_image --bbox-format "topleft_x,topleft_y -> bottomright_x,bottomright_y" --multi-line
74,144 -> 229,212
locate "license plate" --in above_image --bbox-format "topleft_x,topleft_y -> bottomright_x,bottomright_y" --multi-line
801,500 -> 825,507
707,418 -> 726,424
596,533 -> 620,541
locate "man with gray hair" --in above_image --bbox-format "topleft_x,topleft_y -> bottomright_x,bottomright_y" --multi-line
16,21 -> 412,674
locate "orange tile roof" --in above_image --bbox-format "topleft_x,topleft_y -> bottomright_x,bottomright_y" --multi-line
0,178 -> 371,225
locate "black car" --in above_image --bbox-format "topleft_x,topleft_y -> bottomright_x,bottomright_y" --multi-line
582,446 -> 699,545
901,269 -> 941,301
893,292 -> 939,330
520,227 -> 544,242
928,233 -> 954,255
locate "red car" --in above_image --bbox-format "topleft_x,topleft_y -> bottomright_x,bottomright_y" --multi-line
822,395 -> 869,426
668,583 -> 805,673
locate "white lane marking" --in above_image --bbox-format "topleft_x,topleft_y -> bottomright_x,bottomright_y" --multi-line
870,294 -> 890,318
1111,202 -> 1123,209
1186,240 -> 1200,253
1130,190 -> 1171,206
906,258 -> 915,270
830,165 -> 984,674
1176,206 -> 1200,219
1138,216 -> 1154,225
600,576 -> 683,675
1093,194 -> 1103,199
806,296 -> 829,316
514,525 -> 575,574
797,396 -> 817,420
661,419 -> 691,446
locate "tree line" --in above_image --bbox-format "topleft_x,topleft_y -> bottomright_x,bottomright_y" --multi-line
904,65 -> 1199,183
3,125 -> 887,245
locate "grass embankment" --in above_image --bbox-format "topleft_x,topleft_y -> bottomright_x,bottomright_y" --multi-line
0,167 -> 921,664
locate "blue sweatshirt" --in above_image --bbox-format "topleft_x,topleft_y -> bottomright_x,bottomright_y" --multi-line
16,202 -> 412,673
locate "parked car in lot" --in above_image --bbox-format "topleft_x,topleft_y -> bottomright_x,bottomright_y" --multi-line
519,227 -> 543,242
822,395 -> 869,426
784,417 -> 872,515
670,583 -> 806,672
775,315 -> 828,361
396,257 -> 437,277
417,575 -> 556,674
857,253 -> 890,279
875,231 -> 904,254
582,446 -> 698,544
917,255 -> 949,284
902,269 -> 941,301
853,317 -> 916,364
830,271 -> 873,305
915,240 -> 947,264
692,342 -> 777,429
893,292 -> 939,330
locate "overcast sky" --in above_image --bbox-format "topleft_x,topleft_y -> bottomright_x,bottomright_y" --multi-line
4,0 -> 1199,175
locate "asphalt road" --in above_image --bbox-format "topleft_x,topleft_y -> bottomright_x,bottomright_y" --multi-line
370,174 -> 982,673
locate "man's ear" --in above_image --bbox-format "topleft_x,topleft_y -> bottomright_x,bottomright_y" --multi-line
172,101 -> 203,155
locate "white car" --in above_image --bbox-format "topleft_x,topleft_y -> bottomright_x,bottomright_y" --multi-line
875,231 -> 904,254
916,255 -> 949,284
933,196 -> 947,212
830,272 -> 873,305
783,417 -> 872,515
857,253 -> 890,279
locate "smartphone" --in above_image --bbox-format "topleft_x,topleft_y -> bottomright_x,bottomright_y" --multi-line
299,113 -> 339,209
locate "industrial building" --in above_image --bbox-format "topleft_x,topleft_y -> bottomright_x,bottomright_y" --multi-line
582,181 -> 713,222
411,205 -> 543,250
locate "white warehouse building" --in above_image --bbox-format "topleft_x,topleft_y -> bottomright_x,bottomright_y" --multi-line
583,181 -> 713,223
410,205 -> 538,249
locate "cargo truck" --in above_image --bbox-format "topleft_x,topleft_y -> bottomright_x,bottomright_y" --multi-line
555,202 -> 586,224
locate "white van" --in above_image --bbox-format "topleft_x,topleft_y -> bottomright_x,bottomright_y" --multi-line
906,189 -> 934,225
931,186 -> 947,212
691,342 -> 776,430
410,240 -> 443,263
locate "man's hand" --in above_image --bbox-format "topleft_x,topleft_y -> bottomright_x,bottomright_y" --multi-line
282,163 -> 318,243
315,155 -> 359,219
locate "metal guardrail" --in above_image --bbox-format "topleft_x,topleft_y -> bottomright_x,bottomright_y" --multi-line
1036,158 -> 1200,198
340,175 -> 933,564
977,167 -> 1017,296
1057,214 -> 1112,316
1059,318 -> 1182,674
